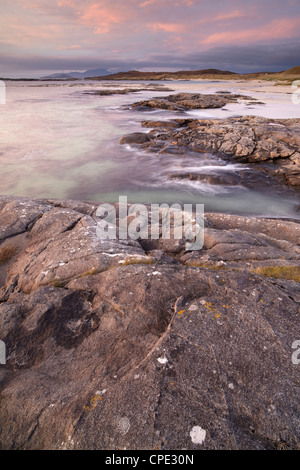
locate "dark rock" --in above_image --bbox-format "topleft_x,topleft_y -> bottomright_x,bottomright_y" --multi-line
119,132 -> 153,145
84,89 -> 132,95
141,120 -> 179,129
168,172 -> 243,186
131,92 -> 258,111
167,167 -> 284,189
126,115 -> 300,188
83,86 -> 174,96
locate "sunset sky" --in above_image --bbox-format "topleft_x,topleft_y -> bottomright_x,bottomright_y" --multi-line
1,0 -> 300,77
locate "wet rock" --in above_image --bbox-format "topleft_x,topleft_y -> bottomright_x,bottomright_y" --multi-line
141,120 -> 179,129
131,92 -> 258,111
119,132 -> 153,145
168,171 -> 242,186
85,89 -> 133,95
124,115 -> 300,188
84,86 -> 174,96
168,167 -> 285,189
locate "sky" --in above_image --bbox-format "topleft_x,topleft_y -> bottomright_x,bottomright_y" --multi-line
0,0 -> 300,77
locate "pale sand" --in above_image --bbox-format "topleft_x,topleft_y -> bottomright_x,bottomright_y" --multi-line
161,79 -> 300,120
165,78 -> 293,94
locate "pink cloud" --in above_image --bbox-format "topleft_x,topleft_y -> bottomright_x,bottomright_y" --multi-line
77,3 -> 128,34
139,0 -> 158,7
149,22 -> 187,33
202,17 -> 300,45
56,44 -> 82,50
3,0 -> 300,73
181,0 -> 195,5
17,1 -> 130,34
215,10 -> 247,21
0,15 -> 63,46
56,0 -> 77,6
140,0 -> 195,7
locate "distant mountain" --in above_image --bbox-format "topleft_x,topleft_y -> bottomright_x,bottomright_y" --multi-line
86,68 -> 238,80
70,68 -> 111,78
87,67 -> 300,82
41,67 -> 111,80
41,73 -> 76,80
37,65 -> 300,82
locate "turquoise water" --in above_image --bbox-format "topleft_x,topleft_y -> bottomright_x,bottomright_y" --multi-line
0,80 -> 299,218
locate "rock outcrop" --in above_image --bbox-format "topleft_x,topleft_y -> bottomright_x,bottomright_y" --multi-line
120,114 -> 300,188
0,196 -> 299,450
131,92 -> 260,111
84,85 -> 174,96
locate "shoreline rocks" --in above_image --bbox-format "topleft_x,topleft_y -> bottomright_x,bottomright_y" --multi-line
0,195 -> 299,449
120,111 -> 300,188
84,85 -> 174,96
131,92 -> 261,111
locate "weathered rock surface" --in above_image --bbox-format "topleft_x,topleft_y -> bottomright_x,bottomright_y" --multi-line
119,132 -> 153,145
131,92 -> 259,111
120,114 -> 300,188
0,196 -> 299,450
167,168 -> 278,189
84,86 -> 174,96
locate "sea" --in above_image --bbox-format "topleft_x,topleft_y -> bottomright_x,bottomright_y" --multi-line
0,78 -> 299,218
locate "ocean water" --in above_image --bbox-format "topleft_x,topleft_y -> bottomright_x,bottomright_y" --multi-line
0,79 -> 299,218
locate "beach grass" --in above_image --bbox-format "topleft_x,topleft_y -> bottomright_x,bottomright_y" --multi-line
251,266 -> 300,282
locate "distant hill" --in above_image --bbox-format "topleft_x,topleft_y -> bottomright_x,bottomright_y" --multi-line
85,66 -> 300,83
41,73 -> 76,80
87,68 -> 238,80
5,65 -> 298,82
278,66 -> 300,77
263,66 -> 300,85
41,67 -> 111,80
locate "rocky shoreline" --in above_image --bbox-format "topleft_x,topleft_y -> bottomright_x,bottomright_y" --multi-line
0,194 -> 299,449
0,91 -> 299,450
119,93 -> 300,189
130,91 -> 263,111
83,84 -> 174,96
